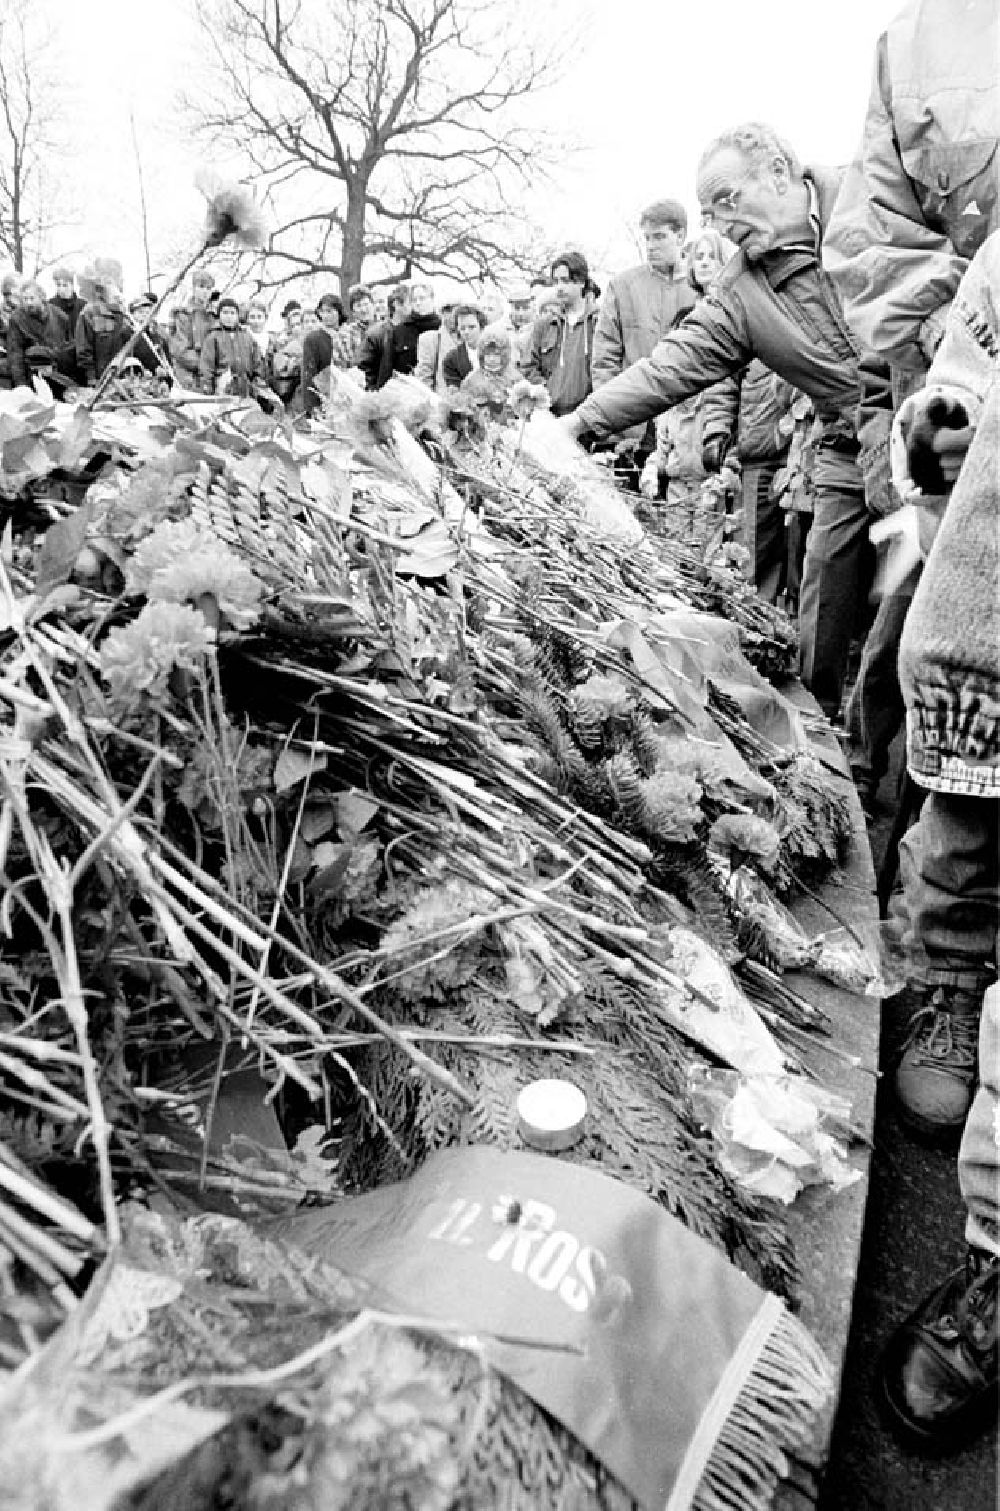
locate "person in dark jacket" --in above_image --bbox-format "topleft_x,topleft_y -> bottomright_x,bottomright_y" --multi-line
359,282 -> 441,390
563,123 -> 876,725
524,251 -> 601,418
300,292 -> 346,414
6,280 -> 74,391
332,284 -> 376,371
76,276 -> 131,384
48,268 -> 86,375
126,293 -> 173,378
442,305 -> 487,388
199,296 -> 264,396
0,272 -> 22,388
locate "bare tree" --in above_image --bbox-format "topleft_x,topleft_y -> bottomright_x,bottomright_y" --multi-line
0,1 -> 73,273
184,0 -> 576,296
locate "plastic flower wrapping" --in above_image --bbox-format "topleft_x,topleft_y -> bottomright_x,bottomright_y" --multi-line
100,600 -> 217,707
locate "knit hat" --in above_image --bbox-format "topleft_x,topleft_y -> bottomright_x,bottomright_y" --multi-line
217,295 -> 240,315
478,323 -> 513,366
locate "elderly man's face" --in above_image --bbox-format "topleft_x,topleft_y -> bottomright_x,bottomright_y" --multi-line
697,148 -> 787,263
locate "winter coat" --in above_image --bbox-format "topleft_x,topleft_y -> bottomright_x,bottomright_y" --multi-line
171,304 -> 218,391
332,320 -> 370,370
896,231 -> 1000,797
199,325 -> 263,396
169,326 -> 202,388
268,331 -> 304,403
442,342 -> 475,389
48,293 -> 86,339
6,305 -> 73,387
823,0 -> 999,372
415,325 -> 458,391
458,328 -> 517,418
651,393 -> 713,492
592,265 -> 697,387
523,300 -> 600,417
701,360 -> 797,464
76,300 -> 131,383
574,168 -> 862,441
360,313 -> 441,390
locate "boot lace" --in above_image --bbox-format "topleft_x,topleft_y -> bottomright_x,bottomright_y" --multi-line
900,1000 -> 979,1074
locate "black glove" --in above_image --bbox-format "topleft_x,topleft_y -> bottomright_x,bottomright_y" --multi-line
902,393 -> 972,494
701,435 -> 730,473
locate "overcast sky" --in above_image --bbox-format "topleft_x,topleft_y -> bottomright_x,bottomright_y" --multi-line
49,0 -> 904,302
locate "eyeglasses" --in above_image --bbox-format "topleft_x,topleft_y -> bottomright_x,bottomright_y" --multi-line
700,189 -> 742,228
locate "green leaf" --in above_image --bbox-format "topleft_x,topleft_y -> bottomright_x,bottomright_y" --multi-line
35,500 -> 94,596
336,790 -> 378,838
274,746 -> 326,792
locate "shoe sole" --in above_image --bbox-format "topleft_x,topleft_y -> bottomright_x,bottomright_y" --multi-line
876,1363 -> 999,1456
895,1101 -> 968,1148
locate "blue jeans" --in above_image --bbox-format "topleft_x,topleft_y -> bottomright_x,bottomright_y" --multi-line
899,794 -> 999,995
797,446 -> 871,719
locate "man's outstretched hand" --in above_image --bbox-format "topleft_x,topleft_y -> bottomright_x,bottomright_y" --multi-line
559,411 -> 587,442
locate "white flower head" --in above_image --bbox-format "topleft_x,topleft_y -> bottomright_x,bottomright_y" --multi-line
127,519 -> 264,630
195,169 -> 269,251
100,601 -> 216,709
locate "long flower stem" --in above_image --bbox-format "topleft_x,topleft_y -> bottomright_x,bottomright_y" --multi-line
84,241 -> 210,412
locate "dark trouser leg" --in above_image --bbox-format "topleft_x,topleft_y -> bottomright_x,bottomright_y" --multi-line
797,448 -> 870,719
903,793 -> 1000,996
741,459 -> 786,603
845,579 -> 914,793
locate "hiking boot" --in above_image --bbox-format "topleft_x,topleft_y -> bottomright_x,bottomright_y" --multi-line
878,1248 -> 999,1452
894,988 -> 980,1141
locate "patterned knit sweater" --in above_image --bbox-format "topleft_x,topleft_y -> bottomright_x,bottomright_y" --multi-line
896,230 -> 1000,796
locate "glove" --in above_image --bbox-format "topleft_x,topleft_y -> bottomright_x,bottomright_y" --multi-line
701,435 -> 730,473
900,392 -> 974,494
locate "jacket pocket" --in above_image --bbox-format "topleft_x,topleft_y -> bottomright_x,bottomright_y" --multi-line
900,137 -> 998,259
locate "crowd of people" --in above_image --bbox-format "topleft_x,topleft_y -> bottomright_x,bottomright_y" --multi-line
0,0 -> 994,1464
